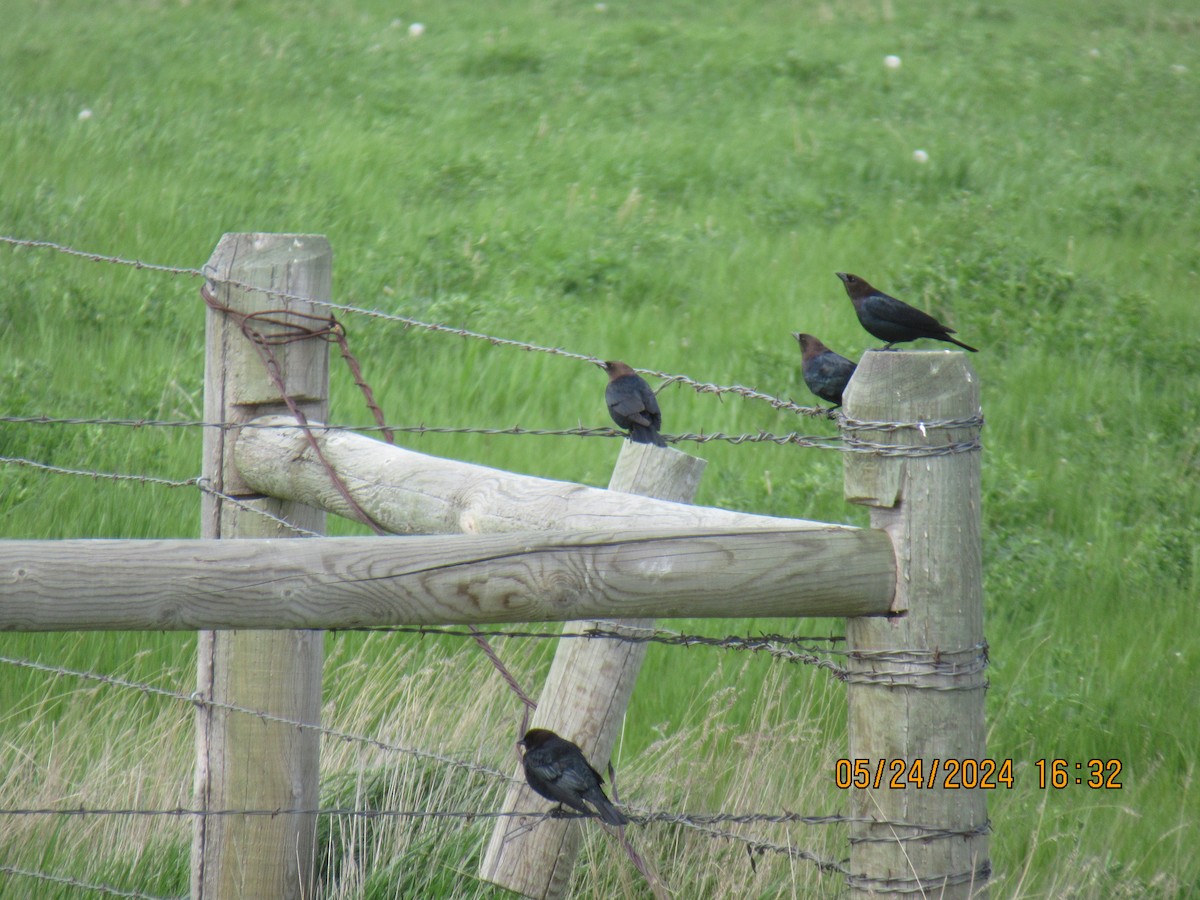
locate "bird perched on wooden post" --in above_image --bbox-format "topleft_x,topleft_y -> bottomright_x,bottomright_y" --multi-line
793,333 -> 857,408
519,728 -> 629,826
600,360 -> 667,447
837,272 -> 978,352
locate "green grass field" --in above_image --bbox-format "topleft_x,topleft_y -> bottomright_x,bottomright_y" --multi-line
2,0 -> 1198,896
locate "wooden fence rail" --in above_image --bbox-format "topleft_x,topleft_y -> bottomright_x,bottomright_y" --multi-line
0,527 -> 895,630
231,414 -> 840,534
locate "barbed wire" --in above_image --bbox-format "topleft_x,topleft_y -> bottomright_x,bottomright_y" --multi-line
846,861 -> 992,895
845,642 -> 990,692
0,865 -> 181,900
0,455 -> 324,537
0,236 -> 990,446
0,806 -> 985,851
0,807 -> 851,877
0,236 -> 203,277
0,654 -> 518,785
340,624 -> 846,648
0,235 -> 832,419
0,414 -> 979,455
0,455 -> 198,489
333,626 -> 851,677
0,806 -> 855,827
195,478 -> 325,537
687,821 -> 849,874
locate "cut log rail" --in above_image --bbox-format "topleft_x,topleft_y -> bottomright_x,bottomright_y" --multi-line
0,526 -> 896,631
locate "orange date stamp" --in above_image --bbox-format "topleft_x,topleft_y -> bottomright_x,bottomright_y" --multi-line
834,758 -> 1123,789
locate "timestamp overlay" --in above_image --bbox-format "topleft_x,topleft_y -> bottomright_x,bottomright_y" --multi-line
835,758 -> 1123,790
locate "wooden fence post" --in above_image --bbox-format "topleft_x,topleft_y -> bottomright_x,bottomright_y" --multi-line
841,350 -> 989,898
480,441 -> 706,898
193,233 -> 331,899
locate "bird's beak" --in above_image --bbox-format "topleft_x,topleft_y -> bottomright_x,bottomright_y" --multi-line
594,360 -> 608,370
791,333 -> 801,342
835,272 -> 848,282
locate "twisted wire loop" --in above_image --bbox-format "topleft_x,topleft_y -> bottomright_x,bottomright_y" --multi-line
845,861 -> 992,895
837,411 -> 984,456
844,642 -> 989,692
848,819 -> 992,845
199,282 -> 391,539
200,282 -> 538,712
838,414 -> 986,433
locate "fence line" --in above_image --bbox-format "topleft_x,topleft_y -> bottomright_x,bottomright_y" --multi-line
332,625 -> 852,676
0,804 -> 984,842
0,806 -> 858,829
0,233 -> 828,419
0,654 -> 516,785
0,414 -> 981,455
2,233 -> 990,896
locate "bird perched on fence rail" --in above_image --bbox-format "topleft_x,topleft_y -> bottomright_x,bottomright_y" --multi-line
601,360 -> 667,447
793,333 -> 857,408
837,272 -> 978,352
519,728 -> 629,826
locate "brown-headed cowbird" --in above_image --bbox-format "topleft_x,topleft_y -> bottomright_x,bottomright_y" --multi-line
601,361 -> 667,447
793,333 -> 856,408
520,728 -> 628,826
837,272 -> 978,352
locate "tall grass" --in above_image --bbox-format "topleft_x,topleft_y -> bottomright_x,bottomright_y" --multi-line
1,0 -> 1198,896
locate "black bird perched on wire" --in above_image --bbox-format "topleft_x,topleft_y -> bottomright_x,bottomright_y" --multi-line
793,333 -> 856,408
519,728 -> 629,826
837,272 -> 978,352
601,360 -> 667,447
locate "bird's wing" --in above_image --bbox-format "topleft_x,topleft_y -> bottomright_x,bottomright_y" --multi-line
554,760 -> 601,795
524,756 -> 564,785
526,749 -> 598,794
608,394 -> 654,427
814,354 -> 855,380
866,295 -> 946,332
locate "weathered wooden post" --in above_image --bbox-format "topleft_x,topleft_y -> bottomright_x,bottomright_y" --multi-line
480,441 -> 706,898
841,350 -> 989,897
194,233 -> 331,899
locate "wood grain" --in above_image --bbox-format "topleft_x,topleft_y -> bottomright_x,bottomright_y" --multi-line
233,415 -> 845,535
0,527 -> 895,630
842,350 -> 989,899
194,233 -> 329,900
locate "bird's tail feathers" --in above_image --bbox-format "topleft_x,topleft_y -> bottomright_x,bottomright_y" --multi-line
629,425 -> 668,448
945,335 -> 979,352
588,793 -> 629,826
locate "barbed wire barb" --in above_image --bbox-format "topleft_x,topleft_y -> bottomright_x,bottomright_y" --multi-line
0,864 -> 181,900
0,235 -> 831,420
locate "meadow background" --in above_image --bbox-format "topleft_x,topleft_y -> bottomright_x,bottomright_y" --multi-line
1,0 -> 1197,896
